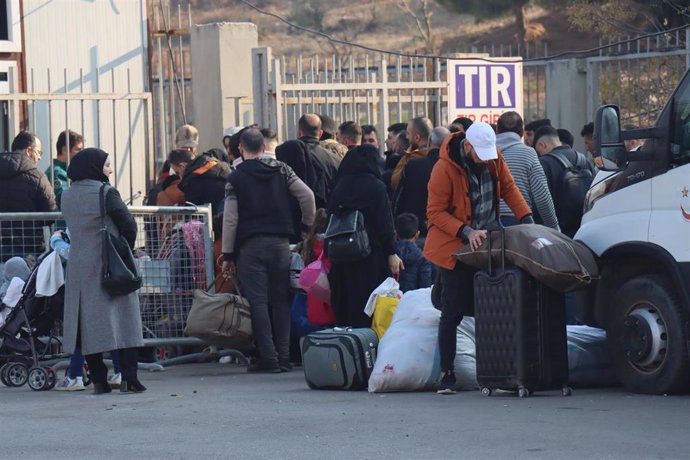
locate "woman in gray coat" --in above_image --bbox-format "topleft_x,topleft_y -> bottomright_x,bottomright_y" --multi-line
61,148 -> 146,394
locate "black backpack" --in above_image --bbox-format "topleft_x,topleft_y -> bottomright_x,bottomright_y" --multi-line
324,208 -> 371,263
550,150 -> 594,235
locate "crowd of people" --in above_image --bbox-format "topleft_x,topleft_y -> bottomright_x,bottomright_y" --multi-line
0,109 -> 615,393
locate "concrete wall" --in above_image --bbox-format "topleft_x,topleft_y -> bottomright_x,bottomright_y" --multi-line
191,23 -> 257,153
546,59 -> 589,154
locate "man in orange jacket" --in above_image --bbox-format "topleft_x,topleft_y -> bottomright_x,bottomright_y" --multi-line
423,122 -> 533,394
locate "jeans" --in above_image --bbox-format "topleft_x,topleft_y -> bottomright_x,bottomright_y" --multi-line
237,235 -> 291,367
438,263 -> 477,372
111,349 -> 122,374
68,348 -> 85,379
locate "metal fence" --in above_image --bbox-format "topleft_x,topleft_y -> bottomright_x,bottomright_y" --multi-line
589,32 -> 689,127
150,0 -> 193,172
253,31 -> 690,141
1,66 -> 155,205
0,205 -> 222,364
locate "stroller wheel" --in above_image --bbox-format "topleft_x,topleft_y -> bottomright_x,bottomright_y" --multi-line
27,367 -> 50,391
7,363 -> 29,387
1,362 -> 13,386
44,367 -> 57,390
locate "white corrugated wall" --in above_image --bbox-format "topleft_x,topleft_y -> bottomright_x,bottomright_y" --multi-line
22,0 -> 149,203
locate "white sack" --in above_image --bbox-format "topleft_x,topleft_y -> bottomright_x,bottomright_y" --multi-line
368,288 -> 477,392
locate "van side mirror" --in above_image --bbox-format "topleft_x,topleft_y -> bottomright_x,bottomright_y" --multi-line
594,105 -> 626,170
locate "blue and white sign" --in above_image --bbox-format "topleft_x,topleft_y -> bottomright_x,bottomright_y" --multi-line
447,58 -> 523,124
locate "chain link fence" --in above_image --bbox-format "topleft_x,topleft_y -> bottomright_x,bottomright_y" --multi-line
0,205 -> 236,365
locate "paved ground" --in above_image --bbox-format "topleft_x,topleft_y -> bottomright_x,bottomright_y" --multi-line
2,362 -> 689,460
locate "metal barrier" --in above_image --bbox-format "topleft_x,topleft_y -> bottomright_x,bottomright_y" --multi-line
0,206 -> 248,367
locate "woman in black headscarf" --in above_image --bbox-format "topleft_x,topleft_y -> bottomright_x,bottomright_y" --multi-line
61,148 -> 146,394
327,144 -> 403,327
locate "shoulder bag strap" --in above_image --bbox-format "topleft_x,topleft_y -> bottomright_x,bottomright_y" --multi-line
549,149 -> 574,170
99,183 -> 109,276
573,152 -> 587,170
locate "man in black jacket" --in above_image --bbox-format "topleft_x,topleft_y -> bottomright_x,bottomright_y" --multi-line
222,128 -> 315,373
0,131 -> 57,263
534,126 -> 597,238
392,126 -> 450,236
276,113 -> 340,241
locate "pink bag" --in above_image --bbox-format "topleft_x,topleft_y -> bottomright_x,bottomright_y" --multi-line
299,252 -> 331,303
306,295 -> 335,327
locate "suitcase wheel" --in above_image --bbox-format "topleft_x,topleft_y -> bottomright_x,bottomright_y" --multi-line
518,387 -> 530,398
481,387 -> 492,397
562,386 -> 573,397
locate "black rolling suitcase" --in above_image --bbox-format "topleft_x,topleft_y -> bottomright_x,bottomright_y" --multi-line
473,229 -> 571,398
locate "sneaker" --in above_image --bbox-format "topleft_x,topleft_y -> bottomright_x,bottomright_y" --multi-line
107,372 -> 122,388
436,371 -> 456,395
54,376 -> 86,392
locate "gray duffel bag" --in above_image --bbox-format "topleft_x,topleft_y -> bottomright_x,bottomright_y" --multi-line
455,224 -> 598,293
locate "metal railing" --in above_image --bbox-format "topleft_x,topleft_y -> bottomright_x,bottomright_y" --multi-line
253,31 -> 689,139
0,206 -> 247,366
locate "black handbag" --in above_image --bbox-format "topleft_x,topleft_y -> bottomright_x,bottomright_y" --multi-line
324,208 -> 371,263
99,184 -> 142,296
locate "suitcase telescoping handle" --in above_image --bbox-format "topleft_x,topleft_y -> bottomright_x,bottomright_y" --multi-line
485,224 -> 506,276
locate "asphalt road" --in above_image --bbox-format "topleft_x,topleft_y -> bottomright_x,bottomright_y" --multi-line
1,362 -> 689,460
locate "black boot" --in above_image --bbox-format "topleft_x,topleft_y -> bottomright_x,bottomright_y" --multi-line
119,348 -> 146,393
120,379 -> 147,393
93,383 -> 112,394
85,353 -> 109,394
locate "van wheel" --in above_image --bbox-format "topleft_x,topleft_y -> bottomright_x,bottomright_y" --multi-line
607,275 -> 690,394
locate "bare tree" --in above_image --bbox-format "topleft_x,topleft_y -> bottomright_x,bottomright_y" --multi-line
284,0 -> 380,57
567,0 -> 689,38
397,0 -> 437,54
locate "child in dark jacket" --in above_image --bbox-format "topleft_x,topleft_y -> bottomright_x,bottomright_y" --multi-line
394,213 -> 434,292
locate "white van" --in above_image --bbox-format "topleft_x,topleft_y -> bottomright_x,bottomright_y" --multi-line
575,69 -> 690,394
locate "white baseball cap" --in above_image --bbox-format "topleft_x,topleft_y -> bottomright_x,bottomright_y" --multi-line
466,122 -> 498,161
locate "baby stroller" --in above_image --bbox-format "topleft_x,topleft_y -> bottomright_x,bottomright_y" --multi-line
0,253 -> 66,390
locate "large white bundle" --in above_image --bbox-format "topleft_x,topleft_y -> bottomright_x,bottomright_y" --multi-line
368,288 -> 477,392
567,325 -> 618,387
455,317 -> 478,390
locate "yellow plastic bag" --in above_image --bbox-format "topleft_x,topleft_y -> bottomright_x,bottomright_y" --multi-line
372,295 -> 400,339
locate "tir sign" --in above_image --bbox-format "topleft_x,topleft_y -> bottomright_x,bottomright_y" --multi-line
447,58 -> 523,125
456,66 -> 514,108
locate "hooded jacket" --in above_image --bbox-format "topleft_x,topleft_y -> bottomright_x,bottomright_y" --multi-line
394,240 -> 433,292
155,174 -> 186,206
0,151 -> 56,213
423,132 -> 531,270
275,136 -> 340,208
178,153 -> 231,220
222,157 -> 316,259
0,152 -> 57,260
